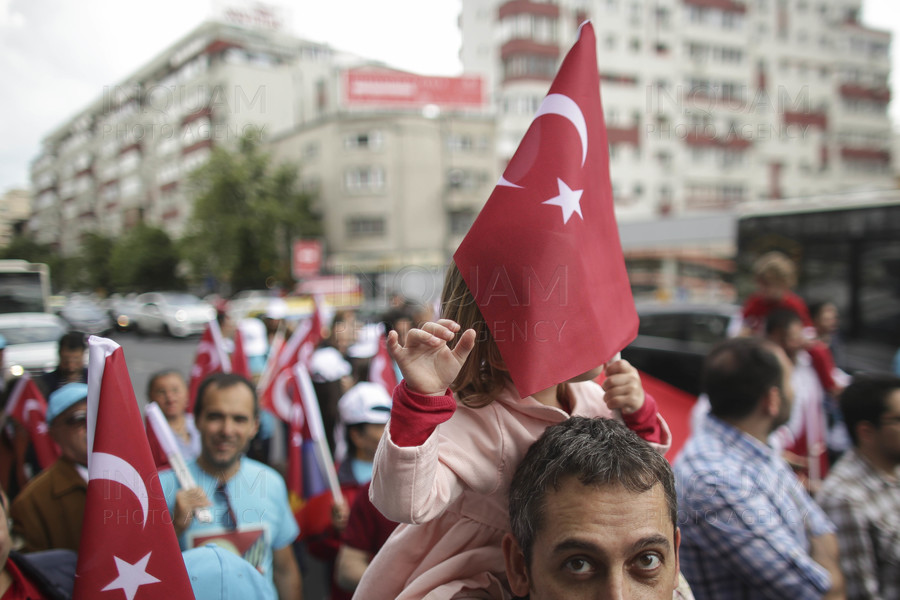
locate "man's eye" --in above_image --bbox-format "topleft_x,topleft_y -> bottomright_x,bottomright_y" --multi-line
564,558 -> 594,574
634,553 -> 662,571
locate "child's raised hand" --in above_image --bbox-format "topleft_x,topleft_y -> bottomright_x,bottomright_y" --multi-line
387,319 -> 476,396
600,358 -> 645,415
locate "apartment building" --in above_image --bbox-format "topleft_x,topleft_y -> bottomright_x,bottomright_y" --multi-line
29,18 -> 334,256
28,14 -> 495,295
269,66 -> 495,285
0,189 -> 32,247
460,0 -> 894,299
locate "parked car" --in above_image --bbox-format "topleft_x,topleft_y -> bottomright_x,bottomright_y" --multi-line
133,292 -> 216,338
621,303 -> 742,396
104,293 -> 142,331
58,295 -> 113,336
0,312 -> 70,377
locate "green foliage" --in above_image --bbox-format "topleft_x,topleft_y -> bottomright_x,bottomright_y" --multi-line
71,232 -> 115,293
183,128 -> 321,293
109,224 -> 183,292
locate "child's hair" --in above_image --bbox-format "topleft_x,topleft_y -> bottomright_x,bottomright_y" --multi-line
440,261 -> 511,408
752,251 -> 797,288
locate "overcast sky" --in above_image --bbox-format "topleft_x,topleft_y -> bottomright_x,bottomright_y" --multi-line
0,0 -> 897,193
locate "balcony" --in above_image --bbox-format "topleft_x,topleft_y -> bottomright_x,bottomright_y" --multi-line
783,110 -> 828,130
839,83 -> 890,104
498,0 -> 560,19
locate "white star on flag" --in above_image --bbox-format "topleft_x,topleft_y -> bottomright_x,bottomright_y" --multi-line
101,552 -> 161,600
542,178 -> 584,224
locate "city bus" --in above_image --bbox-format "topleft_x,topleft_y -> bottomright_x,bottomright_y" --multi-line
0,260 -> 51,314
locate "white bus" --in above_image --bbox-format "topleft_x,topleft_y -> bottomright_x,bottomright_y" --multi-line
0,259 -> 51,314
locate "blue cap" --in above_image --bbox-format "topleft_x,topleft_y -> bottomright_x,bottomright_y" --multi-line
46,383 -> 89,425
0,334 -> 6,349
182,544 -> 276,600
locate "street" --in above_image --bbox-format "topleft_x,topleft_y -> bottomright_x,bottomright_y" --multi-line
104,330 -> 199,409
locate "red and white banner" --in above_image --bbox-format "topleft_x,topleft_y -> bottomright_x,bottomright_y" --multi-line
343,69 -> 484,109
74,337 -> 193,600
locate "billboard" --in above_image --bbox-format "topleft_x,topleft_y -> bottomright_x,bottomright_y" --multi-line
342,69 -> 485,109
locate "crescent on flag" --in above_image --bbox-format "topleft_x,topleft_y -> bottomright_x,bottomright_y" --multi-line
497,93 -> 589,188
90,452 -> 149,527
23,399 -> 42,421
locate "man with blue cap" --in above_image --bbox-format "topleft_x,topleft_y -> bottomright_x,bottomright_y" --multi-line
9,383 -> 89,552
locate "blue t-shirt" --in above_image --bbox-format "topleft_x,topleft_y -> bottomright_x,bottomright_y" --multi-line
159,457 -> 299,585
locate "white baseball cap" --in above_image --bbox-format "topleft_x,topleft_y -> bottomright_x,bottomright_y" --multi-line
338,382 -> 392,426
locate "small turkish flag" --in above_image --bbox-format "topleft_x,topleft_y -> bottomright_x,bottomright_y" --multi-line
231,328 -> 252,380
73,337 -> 193,600
3,374 -> 59,469
453,21 -> 637,398
369,325 -> 398,396
187,319 -> 230,411
259,307 -> 323,423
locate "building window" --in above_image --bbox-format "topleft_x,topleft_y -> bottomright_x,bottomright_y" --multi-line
448,210 -> 476,235
346,216 -> 385,237
344,166 -> 385,192
344,131 -> 383,150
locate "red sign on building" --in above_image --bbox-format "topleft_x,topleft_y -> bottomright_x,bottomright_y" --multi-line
342,69 -> 485,109
293,240 -> 323,278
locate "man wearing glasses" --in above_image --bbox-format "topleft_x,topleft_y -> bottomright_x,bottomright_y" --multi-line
160,372 -> 302,600
816,374 -> 900,599
10,383 -> 89,552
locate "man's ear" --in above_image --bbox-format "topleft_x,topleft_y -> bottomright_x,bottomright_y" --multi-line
763,386 -> 780,418
673,527 -> 681,591
501,532 -> 530,597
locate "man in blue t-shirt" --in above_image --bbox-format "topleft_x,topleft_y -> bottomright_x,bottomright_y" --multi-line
160,372 -> 301,600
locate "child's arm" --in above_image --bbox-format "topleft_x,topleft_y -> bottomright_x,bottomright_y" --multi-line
369,320 -> 479,524
601,358 -> 664,444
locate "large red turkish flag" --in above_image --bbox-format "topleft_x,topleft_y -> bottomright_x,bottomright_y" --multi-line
4,374 -> 59,468
453,22 -> 637,398
73,337 -> 193,600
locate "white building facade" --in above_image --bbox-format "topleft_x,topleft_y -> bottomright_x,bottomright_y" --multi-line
460,0 -> 894,299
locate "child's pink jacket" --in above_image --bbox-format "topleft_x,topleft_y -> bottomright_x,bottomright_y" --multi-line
354,380 -> 671,599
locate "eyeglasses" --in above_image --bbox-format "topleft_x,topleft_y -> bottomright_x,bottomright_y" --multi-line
62,411 -> 88,428
215,482 -> 239,530
879,415 -> 900,427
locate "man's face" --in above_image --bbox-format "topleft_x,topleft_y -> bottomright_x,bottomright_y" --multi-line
49,400 -> 88,465
873,389 -> 900,465
196,383 -> 259,474
150,373 -> 189,419
59,347 -> 84,377
505,477 -> 679,600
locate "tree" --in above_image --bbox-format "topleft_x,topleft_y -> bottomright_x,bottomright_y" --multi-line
183,129 -> 321,293
109,224 -> 183,292
71,232 -> 115,293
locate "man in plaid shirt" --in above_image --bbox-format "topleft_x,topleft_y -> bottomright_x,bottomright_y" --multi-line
675,337 -> 844,599
816,374 -> 900,599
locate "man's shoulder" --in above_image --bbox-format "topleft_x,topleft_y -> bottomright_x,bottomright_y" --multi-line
817,452 -> 869,506
11,460 -> 78,508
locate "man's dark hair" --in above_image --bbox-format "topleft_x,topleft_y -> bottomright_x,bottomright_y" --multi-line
146,369 -> 186,399
508,417 -> 676,565
58,332 -> 86,353
194,372 -> 259,420
840,374 -> 900,446
704,337 -> 783,420
764,308 -> 802,337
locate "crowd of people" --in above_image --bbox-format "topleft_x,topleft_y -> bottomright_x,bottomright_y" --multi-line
0,246 -> 897,599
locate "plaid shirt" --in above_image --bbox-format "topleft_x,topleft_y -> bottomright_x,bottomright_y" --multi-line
816,449 -> 900,600
674,414 -> 835,599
